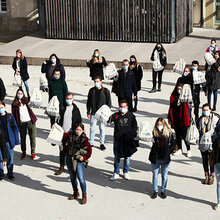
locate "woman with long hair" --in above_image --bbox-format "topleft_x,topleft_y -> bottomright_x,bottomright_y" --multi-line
11,89 -> 37,160
87,49 -> 107,80
149,43 -> 167,93
12,49 -> 30,96
149,117 -> 175,199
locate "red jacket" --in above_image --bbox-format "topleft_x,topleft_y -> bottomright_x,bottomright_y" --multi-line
167,94 -> 190,129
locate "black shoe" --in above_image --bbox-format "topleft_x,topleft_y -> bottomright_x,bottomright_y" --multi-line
132,107 -> 137,112
149,88 -> 156,93
213,106 -> 216,111
0,176 -> 3,181
161,191 -> 167,199
151,191 -> 158,199
8,176 -> 15,181
157,88 -> 161,92
100,144 -> 106,150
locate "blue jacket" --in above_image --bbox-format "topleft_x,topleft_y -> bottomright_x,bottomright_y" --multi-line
0,111 -> 20,148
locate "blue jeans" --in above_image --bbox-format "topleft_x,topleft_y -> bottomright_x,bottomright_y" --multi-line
0,142 -> 14,178
151,160 -> 170,192
113,139 -> 130,174
89,115 -> 105,145
24,80 -> 30,95
214,163 -> 220,203
208,89 -> 218,107
66,155 -> 86,194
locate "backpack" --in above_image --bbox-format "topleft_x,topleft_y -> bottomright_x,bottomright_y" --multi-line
178,84 -> 192,104
173,58 -> 186,74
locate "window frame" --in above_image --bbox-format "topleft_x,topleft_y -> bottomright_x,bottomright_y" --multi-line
216,0 -> 220,23
0,0 -> 7,14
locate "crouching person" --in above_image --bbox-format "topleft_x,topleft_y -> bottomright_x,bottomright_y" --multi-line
149,117 -> 175,199
109,99 -> 138,181
64,123 -> 92,205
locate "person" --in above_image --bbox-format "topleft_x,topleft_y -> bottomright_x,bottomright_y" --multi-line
86,76 -> 111,150
11,89 -> 37,160
41,53 -> 66,81
12,49 -> 30,96
116,59 -> 137,112
205,51 -> 220,111
55,92 -> 82,175
149,43 -> 167,93
149,117 -> 175,199
205,39 -> 220,56
129,55 -> 143,112
0,101 -> 20,180
0,130 -> 7,180
168,84 -> 191,157
87,49 -> 107,80
196,103 -> 220,185
48,68 -> 68,127
0,77 -> 6,101
176,66 -> 193,89
211,132 -> 220,210
64,123 -> 92,205
109,100 -> 138,180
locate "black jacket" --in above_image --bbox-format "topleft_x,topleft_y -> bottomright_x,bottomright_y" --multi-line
58,103 -> 82,132
0,131 -> 7,162
116,69 -> 137,98
149,133 -> 175,165
87,86 -> 111,115
150,49 -> 167,67
41,61 -> 66,81
176,73 -> 194,91
0,78 -> 6,101
12,56 -> 29,82
205,63 -> 220,90
131,65 -> 143,91
87,57 -> 107,80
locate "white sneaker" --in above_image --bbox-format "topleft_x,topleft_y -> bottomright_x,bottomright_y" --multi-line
187,150 -> 192,158
123,173 -> 129,180
215,203 -> 220,210
110,173 -> 120,181
173,149 -> 182,156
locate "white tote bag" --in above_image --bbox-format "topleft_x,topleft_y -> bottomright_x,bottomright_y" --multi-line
12,74 -> 22,87
193,71 -> 206,85
46,96 -> 60,117
30,88 -> 42,107
95,105 -> 112,124
185,121 -> 199,145
47,123 -> 64,145
39,75 -> 48,91
153,50 -> 164,72
178,84 -> 192,104
204,52 -> 216,66
138,121 -> 153,142
105,63 -> 118,80
173,58 -> 186,74
199,131 -> 213,152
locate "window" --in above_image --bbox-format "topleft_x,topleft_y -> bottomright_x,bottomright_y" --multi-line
0,0 -> 6,13
216,0 -> 220,23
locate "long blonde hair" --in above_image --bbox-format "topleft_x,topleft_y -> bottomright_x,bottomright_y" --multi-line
92,49 -> 103,64
153,117 -> 171,138
16,49 -> 24,60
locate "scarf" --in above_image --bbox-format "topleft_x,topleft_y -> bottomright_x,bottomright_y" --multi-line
199,114 -> 213,135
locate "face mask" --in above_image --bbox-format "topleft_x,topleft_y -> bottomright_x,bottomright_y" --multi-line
66,99 -> 72,106
0,109 -> 5,114
94,53 -> 99,57
191,66 -> 197,71
119,107 -> 128,114
203,111 -> 210,117
51,58 -> 56,63
123,65 -> 129,71
17,94 -> 23,100
54,75 -> 60,80
183,72 -> 188,76
177,89 -> 182,94
211,44 -> 216,48
94,82 -> 100,88
130,61 -> 135,65
157,47 -> 162,51
215,55 -> 219,59
157,125 -> 163,132
75,130 -> 83,136
17,54 -> 21,58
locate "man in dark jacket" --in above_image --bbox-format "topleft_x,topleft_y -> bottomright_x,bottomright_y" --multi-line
0,77 -> 6,101
109,100 -> 138,181
0,101 -> 20,180
87,76 -> 111,150
0,130 -> 7,180
116,59 -> 137,111
55,92 -> 82,175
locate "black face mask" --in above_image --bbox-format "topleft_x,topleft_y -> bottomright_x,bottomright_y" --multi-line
157,47 -> 162,51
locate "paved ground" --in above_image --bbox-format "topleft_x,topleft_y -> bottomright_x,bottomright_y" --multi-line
0,64 -> 219,220
0,28 -> 219,68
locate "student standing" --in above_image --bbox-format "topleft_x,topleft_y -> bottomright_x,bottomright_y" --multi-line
149,118 -> 175,199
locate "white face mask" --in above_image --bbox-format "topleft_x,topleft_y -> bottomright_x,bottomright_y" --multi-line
17,94 -> 23,99
119,107 -> 128,114
183,72 -> 188,76
211,44 -> 216,48
157,125 -> 163,132
177,89 -> 182,94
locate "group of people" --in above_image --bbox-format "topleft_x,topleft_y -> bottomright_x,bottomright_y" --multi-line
0,39 -> 220,209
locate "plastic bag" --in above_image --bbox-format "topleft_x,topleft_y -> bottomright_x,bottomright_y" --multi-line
185,121 -> 199,145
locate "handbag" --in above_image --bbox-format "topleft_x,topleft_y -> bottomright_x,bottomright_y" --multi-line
138,121 -> 153,142
47,123 -> 64,145
95,105 -> 112,124
46,96 -> 60,117
185,120 -> 199,145
30,88 -> 42,107
105,63 -> 118,80
173,58 -> 186,74
193,71 -> 206,85
39,75 -> 48,91
199,131 -> 213,152
12,74 -> 22,87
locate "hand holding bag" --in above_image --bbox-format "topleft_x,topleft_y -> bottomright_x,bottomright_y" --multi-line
12,74 -> 22,87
